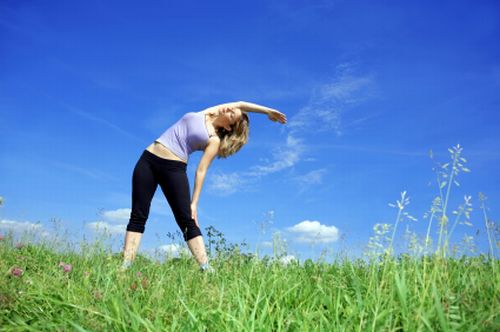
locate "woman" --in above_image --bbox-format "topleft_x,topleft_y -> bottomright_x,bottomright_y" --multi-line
121,101 -> 287,271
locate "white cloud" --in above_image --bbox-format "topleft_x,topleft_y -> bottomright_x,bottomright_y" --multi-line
287,220 -> 340,244
157,243 -> 189,257
99,208 -> 131,223
0,219 -> 42,232
86,208 -> 131,235
86,221 -> 126,235
279,255 -> 297,266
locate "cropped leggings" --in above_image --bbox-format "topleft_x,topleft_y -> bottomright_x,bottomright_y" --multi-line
126,150 -> 202,241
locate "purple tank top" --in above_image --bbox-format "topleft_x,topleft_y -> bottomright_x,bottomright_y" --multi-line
156,111 -> 210,161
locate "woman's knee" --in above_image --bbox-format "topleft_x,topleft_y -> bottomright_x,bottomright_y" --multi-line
127,212 -> 148,233
126,222 -> 146,234
179,219 -> 202,241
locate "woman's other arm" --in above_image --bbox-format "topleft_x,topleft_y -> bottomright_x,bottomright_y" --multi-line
190,137 -> 220,226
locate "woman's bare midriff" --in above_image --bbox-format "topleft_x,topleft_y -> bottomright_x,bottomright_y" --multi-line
146,142 -> 187,164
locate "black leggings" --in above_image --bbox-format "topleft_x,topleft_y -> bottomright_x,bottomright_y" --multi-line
126,150 -> 202,241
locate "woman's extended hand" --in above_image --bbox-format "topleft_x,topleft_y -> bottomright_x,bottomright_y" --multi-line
190,203 -> 199,227
268,109 -> 287,124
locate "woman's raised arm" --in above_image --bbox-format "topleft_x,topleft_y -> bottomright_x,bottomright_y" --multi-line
233,101 -> 287,124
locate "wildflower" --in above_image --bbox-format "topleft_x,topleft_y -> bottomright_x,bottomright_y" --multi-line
58,262 -> 72,273
11,267 -> 23,277
15,243 -> 24,249
136,271 -> 142,278
0,234 -> 4,241
141,277 -> 149,289
93,290 -> 103,300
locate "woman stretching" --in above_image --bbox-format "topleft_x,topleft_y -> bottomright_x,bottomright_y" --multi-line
121,101 -> 287,271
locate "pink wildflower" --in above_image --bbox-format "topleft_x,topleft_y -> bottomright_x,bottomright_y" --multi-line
58,261 -> 72,273
11,267 -> 23,277
15,243 -> 24,249
0,234 -> 4,241
136,271 -> 142,277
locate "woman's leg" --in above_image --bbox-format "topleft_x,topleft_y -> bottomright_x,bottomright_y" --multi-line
123,231 -> 143,262
123,152 -> 158,264
157,166 -> 208,266
186,235 -> 209,265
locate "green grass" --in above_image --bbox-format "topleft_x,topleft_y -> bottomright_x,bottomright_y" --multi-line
1,237 -> 498,331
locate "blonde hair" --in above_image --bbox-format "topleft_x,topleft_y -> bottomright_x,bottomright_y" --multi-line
217,112 -> 250,158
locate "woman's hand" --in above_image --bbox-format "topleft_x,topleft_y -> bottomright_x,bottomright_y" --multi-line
190,203 -> 199,227
268,109 -> 287,124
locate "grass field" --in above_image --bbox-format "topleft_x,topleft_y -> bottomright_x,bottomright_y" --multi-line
1,236 -> 498,331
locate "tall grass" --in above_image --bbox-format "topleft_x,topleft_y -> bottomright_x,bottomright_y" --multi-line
1,145 -> 499,331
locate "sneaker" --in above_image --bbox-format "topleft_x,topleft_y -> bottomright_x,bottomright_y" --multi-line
199,262 -> 215,273
119,260 -> 132,272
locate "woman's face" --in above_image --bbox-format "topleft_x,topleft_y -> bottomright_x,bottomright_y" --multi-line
220,107 -> 243,131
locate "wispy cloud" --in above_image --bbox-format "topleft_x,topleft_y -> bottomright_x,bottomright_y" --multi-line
287,220 -> 340,244
207,134 -> 305,194
61,102 -> 142,142
207,171 -> 247,196
86,222 -> 126,235
289,67 -> 374,136
293,168 -> 328,193
0,219 -> 42,232
248,134 -> 305,176
51,161 -> 117,181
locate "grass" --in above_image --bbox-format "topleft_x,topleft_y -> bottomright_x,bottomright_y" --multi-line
1,144 -> 499,331
0,238 -> 498,331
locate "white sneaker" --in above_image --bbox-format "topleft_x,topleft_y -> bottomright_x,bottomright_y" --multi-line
200,263 -> 215,273
119,260 -> 132,271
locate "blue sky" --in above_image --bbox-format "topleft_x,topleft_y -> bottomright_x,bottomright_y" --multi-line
1,0 -> 499,261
